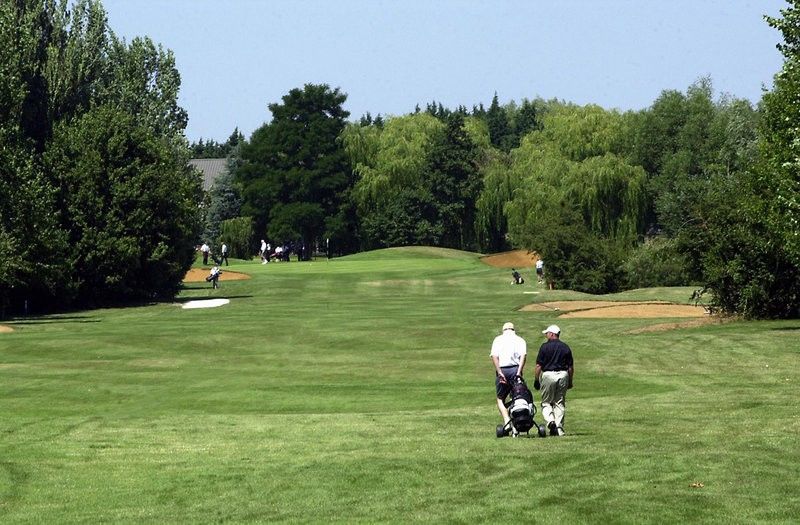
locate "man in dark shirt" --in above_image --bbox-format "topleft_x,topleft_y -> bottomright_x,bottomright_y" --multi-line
533,324 -> 574,436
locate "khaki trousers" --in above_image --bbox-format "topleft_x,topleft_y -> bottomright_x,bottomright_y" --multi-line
540,370 -> 569,430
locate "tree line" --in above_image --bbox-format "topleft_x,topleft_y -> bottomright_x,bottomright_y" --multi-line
3,0 -> 799,318
207,60 -> 796,317
1,0 -> 201,314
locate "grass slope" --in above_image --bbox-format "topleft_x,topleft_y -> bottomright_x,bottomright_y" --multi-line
1,247 -> 799,523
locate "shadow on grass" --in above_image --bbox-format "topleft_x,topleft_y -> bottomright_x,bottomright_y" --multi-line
769,326 -> 800,331
6,315 -> 100,325
171,295 -> 253,303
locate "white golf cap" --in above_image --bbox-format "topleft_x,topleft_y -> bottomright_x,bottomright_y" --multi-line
502,322 -> 515,331
542,324 -> 561,335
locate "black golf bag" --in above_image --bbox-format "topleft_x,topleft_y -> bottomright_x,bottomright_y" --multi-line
496,376 -> 546,438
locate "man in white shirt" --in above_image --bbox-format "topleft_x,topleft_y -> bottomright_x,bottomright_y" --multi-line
260,240 -> 267,264
489,322 -> 527,430
200,242 -> 210,265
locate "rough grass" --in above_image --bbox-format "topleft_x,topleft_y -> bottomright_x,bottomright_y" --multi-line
1,247 -> 799,523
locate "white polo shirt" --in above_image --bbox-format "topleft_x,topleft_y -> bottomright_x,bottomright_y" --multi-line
490,330 -> 527,367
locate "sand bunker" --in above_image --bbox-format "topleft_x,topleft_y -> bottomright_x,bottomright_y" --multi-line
0,325 -> 13,333
522,300 -> 708,318
481,250 -> 539,268
521,301 -> 668,312
561,303 -> 707,318
183,268 -> 250,282
181,299 -> 231,309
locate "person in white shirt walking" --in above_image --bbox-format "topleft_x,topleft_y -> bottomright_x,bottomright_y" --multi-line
200,242 -> 210,265
489,322 -> 527,431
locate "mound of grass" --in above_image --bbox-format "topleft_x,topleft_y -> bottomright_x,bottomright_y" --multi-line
1,248 -> 799,522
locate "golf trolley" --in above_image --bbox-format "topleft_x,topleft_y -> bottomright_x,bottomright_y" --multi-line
496,375 -> 547,438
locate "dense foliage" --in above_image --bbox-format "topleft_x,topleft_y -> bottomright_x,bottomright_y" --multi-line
235,84 -> 353,258
190,128 -> 244,159
219,216 -> 253,260
695,1 -> 800,318
0,0 -> 201,313
45,106 -> 201,304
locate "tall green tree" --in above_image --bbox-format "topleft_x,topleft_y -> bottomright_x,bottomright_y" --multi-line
503,104 -> 647,292
631,79 -> 760,281
424,113 -> 483,249
1,0 -> 202,312
697,2 -> 800,318
45,105 -> 202,304
761,2 -> 800,266
341,113 -> 445,248
486,92 -> 513,151
98,35 -> 187,142
203,169 -> 243,244
236,84 -> 353,255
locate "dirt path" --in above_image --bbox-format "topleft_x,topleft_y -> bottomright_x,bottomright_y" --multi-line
0,325 -> 13,333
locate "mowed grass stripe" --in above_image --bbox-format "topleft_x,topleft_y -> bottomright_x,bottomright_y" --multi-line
1,247 -> 799,522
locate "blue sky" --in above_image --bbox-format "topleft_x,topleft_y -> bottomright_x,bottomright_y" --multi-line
102,0 -> 787,143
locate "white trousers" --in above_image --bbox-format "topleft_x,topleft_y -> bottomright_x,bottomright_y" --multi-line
540,370 -> 569,430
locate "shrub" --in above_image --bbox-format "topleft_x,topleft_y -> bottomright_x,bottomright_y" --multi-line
220,216 -> 254,260
623,237 -> 692,288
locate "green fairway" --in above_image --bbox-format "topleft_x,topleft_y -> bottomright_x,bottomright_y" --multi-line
1,247 -> 799,523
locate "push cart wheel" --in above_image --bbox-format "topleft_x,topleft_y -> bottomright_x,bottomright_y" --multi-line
537,425 -> 547,438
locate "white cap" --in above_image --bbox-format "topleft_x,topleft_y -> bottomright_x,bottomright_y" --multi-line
502,322 -> 515,331
542,324 -> 561,335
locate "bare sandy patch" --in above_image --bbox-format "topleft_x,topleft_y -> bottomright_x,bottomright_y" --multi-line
183,268 -> 250,282
560,303 -> 708,318
520,300 -> 669,312
481,250 -> 539,268
0,325 -> 13,334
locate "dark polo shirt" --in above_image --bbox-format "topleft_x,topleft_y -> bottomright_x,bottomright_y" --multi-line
536,339 -> 573,372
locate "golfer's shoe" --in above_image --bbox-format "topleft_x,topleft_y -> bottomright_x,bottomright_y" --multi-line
557,427 -> 565,436
511,428 -> 520,438
548,421 -> 558,436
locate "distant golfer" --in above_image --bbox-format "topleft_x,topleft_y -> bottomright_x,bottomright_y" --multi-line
200,242 -> 210,265
536,259 -> 544,283
207,266 -> 222,289
490,322 -> 527,432
533,324 -> 574,436
220,242 -> 229,266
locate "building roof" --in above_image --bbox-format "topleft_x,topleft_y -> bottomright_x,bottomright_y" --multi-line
189,158 -> 228,191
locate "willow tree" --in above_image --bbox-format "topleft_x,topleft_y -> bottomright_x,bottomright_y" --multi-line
341,113 -> 446,248
344,113 -> 444,212
474,152 -> 517,253
503,104 -> 646,293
